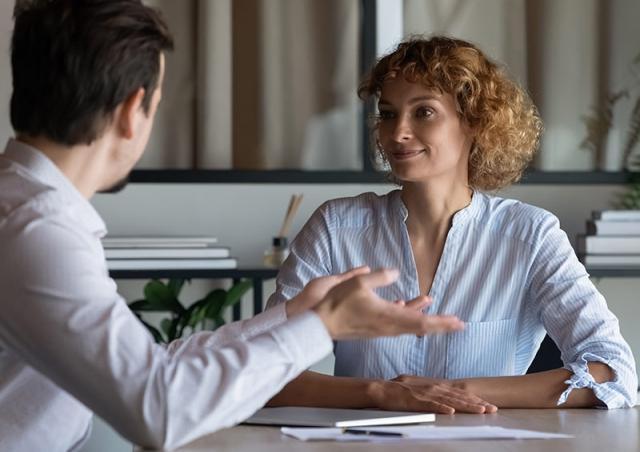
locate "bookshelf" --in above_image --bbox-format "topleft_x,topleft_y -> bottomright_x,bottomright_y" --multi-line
110,267 -> 279,320
587,268 -> 640,278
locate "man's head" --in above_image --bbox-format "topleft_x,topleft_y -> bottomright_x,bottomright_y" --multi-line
10,0 -> 173,191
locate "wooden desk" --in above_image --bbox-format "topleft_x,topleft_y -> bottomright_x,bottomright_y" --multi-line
174,408 -> 639,451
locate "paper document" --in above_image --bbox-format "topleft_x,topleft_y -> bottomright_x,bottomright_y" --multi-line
281,425 -> 573,442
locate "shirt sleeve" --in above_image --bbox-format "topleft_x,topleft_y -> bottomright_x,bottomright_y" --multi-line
164,303 -> 287,353
527,212 -> 638,408
266,202 -> 334,309
0,214 -> 333,449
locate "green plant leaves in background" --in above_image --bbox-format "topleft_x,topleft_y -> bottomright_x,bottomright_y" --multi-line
128,279 -> 251,343
224,280 -> 252,310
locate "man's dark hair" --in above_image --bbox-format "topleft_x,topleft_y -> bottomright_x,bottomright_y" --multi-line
10,0 -> 174,145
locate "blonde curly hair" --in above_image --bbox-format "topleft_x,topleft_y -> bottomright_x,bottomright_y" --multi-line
358,36 -> 543,191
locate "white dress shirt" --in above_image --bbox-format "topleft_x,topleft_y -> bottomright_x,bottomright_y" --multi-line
267,190 -> 637,408
0,139 -> 333,451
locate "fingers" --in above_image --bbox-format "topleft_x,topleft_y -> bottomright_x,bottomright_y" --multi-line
432,386 -> 497,414
419,315 -> 464,333
404,295 -> 432,311
334,266 -> 371,283
354,268 -> 399,290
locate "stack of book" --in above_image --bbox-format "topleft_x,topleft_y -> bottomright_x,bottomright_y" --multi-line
102,236 -> 237,270
577,210 -> 640,268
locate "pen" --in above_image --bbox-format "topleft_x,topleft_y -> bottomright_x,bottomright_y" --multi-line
343,428 -> 404,437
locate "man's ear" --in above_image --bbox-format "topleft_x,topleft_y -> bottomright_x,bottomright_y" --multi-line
117,88 -> 146,139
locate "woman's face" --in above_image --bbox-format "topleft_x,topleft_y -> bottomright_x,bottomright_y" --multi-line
377,77 -> 474,184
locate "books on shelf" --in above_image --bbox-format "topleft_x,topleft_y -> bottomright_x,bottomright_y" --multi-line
107,258 -> 237,271
576,235 -> 640,254
592,210 -> 640,221
586,220 -> 640,236
104,247 -> 230,259
102,236 -> 218,248
579,210 -> 640,270
102,235 -> 237,271
579,255 -> 640,268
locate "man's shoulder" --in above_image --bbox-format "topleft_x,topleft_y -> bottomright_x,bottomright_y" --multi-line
0,171 -> 69,228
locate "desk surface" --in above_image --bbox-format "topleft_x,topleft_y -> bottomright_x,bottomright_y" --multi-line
175,408 -> 639,451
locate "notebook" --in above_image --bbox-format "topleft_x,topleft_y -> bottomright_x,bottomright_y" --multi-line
244,407 -> 435,428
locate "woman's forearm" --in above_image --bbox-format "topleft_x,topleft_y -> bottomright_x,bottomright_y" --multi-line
266,370 -> 378,408
456,362 -> 614,408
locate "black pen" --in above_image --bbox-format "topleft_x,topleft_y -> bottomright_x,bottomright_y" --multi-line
343,428 -> 404,437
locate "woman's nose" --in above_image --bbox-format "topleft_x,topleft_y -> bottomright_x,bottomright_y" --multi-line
392,116 -> 413,142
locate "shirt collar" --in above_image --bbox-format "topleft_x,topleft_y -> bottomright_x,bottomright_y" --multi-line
3,138 -> 107,237
391,187 -> 483,226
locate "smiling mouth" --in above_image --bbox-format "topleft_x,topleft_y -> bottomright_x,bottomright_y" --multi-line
390,149 -> 425,160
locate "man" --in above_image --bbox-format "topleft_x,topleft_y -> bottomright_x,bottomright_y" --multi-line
0,1 -> 463,450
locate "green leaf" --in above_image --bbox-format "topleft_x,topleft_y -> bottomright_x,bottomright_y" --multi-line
166,317 -> 181,342
188,303 -> 209,328
202,289 -> 228,320
128,299 -> 168,312
160,318 -> 172,336
167,278 -> 187,297
143,280 -> 185,314
223,280 -> 252,310
213,315 -> 226,330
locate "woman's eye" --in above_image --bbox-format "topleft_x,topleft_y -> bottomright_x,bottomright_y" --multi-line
416,107 -> 434,118
377,110 -> 395,120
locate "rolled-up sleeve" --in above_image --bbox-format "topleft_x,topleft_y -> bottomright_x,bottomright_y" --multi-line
527,213 -> 637,408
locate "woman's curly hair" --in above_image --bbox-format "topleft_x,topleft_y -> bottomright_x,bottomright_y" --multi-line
358,36 -> 543,191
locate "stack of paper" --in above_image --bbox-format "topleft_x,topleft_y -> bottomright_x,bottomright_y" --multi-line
281,425 -> 572,442
102,236 -> 237,270
577,210 -> 640,269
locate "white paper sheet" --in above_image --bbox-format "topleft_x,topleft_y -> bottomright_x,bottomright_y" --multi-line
281,425 -> 573,442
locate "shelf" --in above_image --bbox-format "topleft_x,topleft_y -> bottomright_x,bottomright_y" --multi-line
587,268 -> 640,278
109,267 -> 279,280
126,169 -> 637,185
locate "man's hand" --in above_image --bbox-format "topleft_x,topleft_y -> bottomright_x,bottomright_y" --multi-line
285,266 -> 371,318
313,268 -> 464,339
368,374 -> 498,414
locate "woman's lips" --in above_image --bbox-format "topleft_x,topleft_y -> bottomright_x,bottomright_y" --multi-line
390,149 -> 425,160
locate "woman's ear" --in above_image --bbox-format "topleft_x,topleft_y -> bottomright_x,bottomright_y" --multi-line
116,88 -> 146,139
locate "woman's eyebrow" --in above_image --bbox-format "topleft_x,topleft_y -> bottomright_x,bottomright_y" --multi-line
378,95 -> 440,105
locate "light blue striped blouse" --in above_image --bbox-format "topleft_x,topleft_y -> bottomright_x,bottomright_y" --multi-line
266,189 -> 637,408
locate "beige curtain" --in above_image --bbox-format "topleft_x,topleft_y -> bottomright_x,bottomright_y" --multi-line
232,0 -> 360,169
137,0 -> 640,171
138,0 -> 197,169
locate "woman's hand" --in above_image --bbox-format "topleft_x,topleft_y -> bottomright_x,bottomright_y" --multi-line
368,374 -> 498,414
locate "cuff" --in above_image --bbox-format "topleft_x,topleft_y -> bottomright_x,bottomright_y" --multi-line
557,352 -> 627,409
241,302 -> 287,338
270,311 -> 333,370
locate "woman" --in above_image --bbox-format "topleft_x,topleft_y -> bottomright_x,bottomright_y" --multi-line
266,36 -> 637,413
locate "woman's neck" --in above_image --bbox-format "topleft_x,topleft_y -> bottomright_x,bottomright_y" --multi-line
401,181 -> 473,237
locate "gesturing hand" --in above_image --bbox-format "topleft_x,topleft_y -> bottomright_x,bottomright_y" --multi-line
285,266 -> 371,318
370,374 -> 498,414
313,268 -> 464,339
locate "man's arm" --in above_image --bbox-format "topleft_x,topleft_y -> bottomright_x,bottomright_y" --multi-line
1,218 -> 464,449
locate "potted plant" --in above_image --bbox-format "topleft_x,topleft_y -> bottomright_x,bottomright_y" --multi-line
581,52 -> 640,208
128,278 -> 252,343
